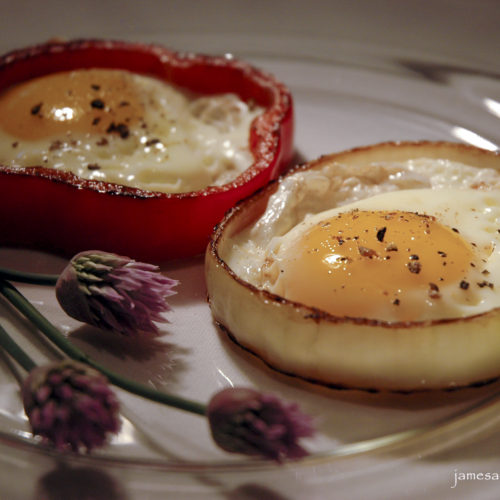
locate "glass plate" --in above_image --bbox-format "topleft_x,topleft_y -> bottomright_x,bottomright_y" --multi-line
0,34 -> 499,499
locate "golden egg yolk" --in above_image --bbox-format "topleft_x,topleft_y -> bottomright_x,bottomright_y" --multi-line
275,210 -> 478,321
0,69 -> 145,140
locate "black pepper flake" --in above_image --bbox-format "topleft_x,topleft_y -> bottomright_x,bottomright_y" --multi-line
119,101 -> 130,107
49,140 -> 62,151
376,227 -> 387,242
477,281 -> 494,289
30,103 -> 42,115
452,227 -> 460,233
87,163 -> 101,170
92,117 -> 101,126
96,137 -> 109,146
393,299 -> 400,306
145,138 -> 160,146
460,280 -> 470,290
358,246 -> 377,258
386,243 -> 398,252
106,122 -> 130,139
482,269 -> 490,275
91,84 -> 101,90
438,251 -> 447,257
409,254 -> 419,260
407,261 -> 422,274
90,99 -> 105,109
428,282 -> 441,299
11,142 -> 18,148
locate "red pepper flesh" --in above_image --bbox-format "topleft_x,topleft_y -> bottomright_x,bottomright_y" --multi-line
0,39 -> 294,262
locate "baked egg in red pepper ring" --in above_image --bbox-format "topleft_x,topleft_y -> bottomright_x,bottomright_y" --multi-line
206,141 -> 500,392
0,39 -> 293,261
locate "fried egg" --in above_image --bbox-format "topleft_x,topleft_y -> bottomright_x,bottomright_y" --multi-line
262,188 -> 500,322
0,69 -> 262,193
206,142 -> 500,391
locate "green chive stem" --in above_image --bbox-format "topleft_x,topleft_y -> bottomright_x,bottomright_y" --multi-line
0,323 -> 37,372
0,268 -> 58,286
0,279 -> 207,416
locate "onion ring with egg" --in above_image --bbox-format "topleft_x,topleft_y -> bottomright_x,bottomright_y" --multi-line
206,141 -> 500,392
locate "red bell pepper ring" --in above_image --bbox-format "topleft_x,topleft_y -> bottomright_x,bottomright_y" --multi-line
0,39 -> 294,262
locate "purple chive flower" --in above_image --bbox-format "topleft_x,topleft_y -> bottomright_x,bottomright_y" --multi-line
207,387 -> 315,461
22,360 -> 120,452
55,250 -> 178,336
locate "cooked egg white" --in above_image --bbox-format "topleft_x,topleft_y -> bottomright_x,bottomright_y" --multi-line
0,69 -> 262,193
260,188 -> 500,322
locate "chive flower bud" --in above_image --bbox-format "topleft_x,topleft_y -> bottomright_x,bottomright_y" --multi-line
207,387 -> 315,461
22,360 -> 120,452
55,250 -> 178,336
